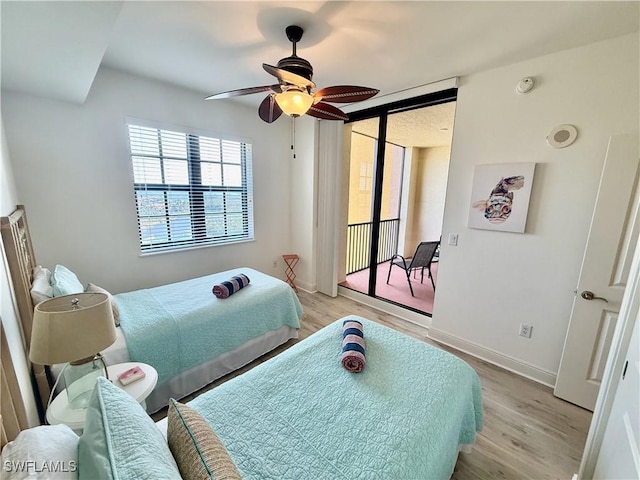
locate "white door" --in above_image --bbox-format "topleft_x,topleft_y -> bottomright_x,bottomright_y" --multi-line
555,134 -> 640,411
578,233 -> 640,479
593,312 -> 640,479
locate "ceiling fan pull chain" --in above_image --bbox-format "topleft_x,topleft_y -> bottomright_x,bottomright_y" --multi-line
291,116 -> 296,159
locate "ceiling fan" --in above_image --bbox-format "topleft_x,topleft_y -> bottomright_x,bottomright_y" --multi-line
205,25 -> 380,123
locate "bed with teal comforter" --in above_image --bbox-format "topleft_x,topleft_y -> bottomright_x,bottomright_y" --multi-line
115,267 -> 303,411
189,315 -> 483,480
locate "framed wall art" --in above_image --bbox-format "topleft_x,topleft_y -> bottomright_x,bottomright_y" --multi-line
467,162 -> 536,233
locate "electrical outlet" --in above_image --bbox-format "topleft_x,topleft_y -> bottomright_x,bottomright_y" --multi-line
519,324 -> 532,338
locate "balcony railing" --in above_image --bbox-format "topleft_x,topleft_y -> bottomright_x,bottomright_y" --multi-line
346,218 -> 400,275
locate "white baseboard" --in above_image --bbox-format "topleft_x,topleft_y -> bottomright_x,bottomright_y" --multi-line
296,279 -> 317,294
429,327 -> 557,388
337,286 -> 431,329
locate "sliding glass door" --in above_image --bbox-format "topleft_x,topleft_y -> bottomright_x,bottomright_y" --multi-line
342,88 -> 457,315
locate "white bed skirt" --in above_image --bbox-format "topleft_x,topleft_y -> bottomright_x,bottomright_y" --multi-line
51,325 -> 298,413
145,325 -> 298,412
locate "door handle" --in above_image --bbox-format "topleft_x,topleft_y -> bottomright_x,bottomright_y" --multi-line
580,290 -> 609,303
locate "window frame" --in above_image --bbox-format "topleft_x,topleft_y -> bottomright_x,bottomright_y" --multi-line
126,122 -> 254,254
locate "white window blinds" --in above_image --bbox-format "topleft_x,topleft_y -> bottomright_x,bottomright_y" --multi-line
127,124 -> 254,253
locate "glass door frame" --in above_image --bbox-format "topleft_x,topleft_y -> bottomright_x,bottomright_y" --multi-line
346,88 -> 458,298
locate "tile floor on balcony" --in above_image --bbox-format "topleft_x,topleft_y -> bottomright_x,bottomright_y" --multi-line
339,260 -> 438,315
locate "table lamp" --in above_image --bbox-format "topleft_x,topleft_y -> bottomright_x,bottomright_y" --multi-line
30,292 -> 117,410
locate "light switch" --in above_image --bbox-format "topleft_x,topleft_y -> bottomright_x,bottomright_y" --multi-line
448,233 -> 458,246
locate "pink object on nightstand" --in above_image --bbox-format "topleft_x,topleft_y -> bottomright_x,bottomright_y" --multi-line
117,366 -> 146,386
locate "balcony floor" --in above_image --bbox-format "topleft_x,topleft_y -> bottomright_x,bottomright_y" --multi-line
340,260 -> 438,315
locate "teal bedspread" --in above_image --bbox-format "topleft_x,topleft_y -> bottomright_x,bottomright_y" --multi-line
115,268 -> 302,386
189,316 -> 483,480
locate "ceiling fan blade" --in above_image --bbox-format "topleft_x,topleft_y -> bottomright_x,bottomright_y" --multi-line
263,64 -> 316,89
313,85 -> 380,103
307,102 -> 349,121
258,94 -> 283,123
205,85 -> 281,100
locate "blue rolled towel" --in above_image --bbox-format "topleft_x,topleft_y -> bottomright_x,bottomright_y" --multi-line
341,319 -> 365,373
212,274 -> 250,299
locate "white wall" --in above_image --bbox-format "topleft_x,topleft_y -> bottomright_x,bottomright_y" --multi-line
431,33 -> 640,383
0,115 -> 40,426
2,67 -> 292,293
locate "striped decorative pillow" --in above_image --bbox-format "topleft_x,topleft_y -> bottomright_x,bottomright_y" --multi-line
167,399 -> 241,480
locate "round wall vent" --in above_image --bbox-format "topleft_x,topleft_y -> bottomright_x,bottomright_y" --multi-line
547,124 -> 578,148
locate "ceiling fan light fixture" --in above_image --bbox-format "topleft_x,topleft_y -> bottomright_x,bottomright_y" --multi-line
206,25 -> 378,123
274,90 -> 314,117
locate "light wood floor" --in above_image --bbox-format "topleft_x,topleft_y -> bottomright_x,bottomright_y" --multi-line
154,290 -> 593,479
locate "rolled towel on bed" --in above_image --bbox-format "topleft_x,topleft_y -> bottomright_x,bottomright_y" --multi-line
341,319 -> 366,373
212,274 -> 250,299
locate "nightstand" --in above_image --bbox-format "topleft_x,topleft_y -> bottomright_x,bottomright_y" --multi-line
46,362 -> 158,432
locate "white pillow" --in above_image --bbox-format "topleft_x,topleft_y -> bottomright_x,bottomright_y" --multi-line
30,265 -> 53,305
0,424 -> 79,479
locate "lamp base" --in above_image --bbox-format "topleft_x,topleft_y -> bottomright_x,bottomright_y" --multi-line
63,355 -> 106,410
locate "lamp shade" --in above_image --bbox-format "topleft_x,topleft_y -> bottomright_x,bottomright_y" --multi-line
274,90 -> 314,117
30,292 -> 117,365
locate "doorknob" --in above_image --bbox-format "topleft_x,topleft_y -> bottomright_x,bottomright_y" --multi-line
580,290 -> 609,303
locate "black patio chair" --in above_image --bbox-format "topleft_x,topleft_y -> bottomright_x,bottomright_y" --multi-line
386,241 -> 440,296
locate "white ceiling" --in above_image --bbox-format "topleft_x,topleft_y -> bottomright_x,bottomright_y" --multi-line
1,1 -> 123,104
1,1 -> 638,111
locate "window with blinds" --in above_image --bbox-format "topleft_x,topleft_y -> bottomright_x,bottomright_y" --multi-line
127,124 -> 254,253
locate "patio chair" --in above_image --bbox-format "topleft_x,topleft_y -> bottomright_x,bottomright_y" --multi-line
386,241 -> 440,296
